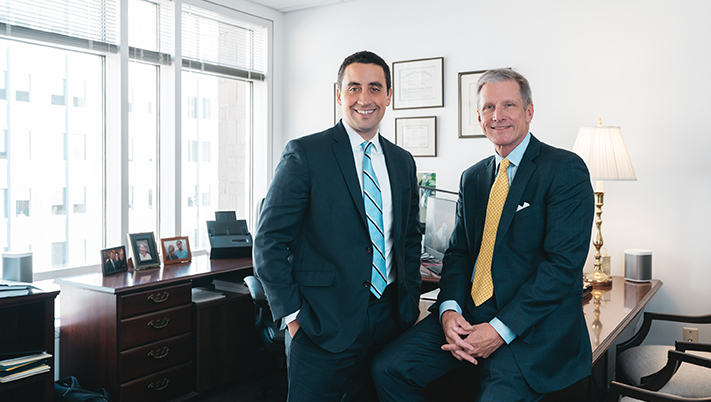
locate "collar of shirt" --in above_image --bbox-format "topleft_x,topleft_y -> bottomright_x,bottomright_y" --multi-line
494,132 -> 531,185
343,121 -> 382,155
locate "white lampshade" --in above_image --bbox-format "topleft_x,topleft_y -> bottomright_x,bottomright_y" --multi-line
572,124 -> 637,181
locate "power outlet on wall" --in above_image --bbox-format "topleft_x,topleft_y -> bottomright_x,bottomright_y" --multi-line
683,327 -> 699,343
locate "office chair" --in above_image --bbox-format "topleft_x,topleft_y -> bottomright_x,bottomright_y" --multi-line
615,312 -> 711,399
609,349 -> 711,401
243,275 -> 287,400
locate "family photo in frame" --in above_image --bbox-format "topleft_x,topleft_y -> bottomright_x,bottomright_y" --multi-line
128,232 -> 161,270
100,245 -> 127,276
161,236 -> 192,265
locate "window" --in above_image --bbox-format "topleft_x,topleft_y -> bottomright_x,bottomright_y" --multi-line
0,0 -> 269,277
181,4 -> 267,250
128,61 -> 158,234
0,39 -> 103,270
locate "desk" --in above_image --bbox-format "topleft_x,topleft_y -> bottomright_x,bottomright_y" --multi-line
419,275 -> 662,402
56,255 -> 256,402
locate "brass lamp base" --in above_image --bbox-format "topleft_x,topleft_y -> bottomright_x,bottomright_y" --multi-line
585,190 -> 612,287
584,269 -> 612,286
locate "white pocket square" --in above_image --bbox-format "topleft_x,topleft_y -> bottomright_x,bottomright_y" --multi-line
516,202 -> 530,212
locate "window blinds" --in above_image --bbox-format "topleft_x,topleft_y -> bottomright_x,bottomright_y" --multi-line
128,0 -> 173,65
0,0 -> 119,52
181,4 -> 267,81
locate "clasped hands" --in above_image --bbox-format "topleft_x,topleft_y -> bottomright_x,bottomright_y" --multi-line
440,310 -> 504,365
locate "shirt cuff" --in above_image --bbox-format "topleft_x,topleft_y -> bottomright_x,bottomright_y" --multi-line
439,300 -> 462,322
490,317 -> 517,344
281,310 -> 300,330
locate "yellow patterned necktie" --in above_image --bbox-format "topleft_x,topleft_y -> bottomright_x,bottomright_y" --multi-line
471,158 -> 511,306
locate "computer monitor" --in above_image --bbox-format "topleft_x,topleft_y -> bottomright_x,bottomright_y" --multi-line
423,196 -> 457,263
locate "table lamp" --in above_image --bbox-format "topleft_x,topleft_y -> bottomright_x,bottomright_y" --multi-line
572,119 -> 636,286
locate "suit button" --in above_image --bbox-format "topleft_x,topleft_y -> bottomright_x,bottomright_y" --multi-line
363,281 -> 371,288
366,246 -> 373,254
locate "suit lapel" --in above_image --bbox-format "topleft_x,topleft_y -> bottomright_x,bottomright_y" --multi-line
332,123 -> 368,226
380,137 -> 403,240
474,157 -> 496,248
496,136 -> 541,243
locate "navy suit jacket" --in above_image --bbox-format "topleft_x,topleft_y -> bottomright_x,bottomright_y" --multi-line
436,135 -> 594,393
254,121 -> 422,353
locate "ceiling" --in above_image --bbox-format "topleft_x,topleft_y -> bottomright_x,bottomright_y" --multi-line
245,0 -> 357,12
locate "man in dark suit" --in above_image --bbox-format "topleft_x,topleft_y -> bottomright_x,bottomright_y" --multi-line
253,50 -> 422,401
372,69 -> 594,402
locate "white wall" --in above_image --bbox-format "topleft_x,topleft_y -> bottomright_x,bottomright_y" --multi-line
277,0 -> 711,345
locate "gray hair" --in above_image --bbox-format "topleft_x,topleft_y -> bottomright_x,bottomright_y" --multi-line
476,69 -> 533,111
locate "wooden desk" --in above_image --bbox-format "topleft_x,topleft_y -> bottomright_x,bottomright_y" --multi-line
55,255 -> 256,402
419,276 -> 662,402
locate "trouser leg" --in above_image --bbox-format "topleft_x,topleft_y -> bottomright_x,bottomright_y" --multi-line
372,314 -> 469,402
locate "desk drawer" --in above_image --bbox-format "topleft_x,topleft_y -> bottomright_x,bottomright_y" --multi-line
119,283 -> 192,319
120,333 -> 192,383
120,305 -> 192,350
119,362 -> 192,402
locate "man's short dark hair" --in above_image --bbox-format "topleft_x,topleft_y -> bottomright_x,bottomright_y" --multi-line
337,50 -> 391,91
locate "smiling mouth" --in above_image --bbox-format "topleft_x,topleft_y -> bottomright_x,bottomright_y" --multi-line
356,109 -> 375,115
491,125 -> 512,130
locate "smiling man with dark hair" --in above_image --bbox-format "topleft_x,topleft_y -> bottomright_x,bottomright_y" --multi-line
254,50 -> 422,401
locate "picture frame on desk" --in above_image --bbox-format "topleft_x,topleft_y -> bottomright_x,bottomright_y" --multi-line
100,245 -> 128,276
161,236 -> 192,265
127,232 -> 160,270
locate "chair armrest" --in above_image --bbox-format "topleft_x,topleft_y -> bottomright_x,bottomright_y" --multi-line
609,381 -> 711,402
675,341 -> 711,353
617,313 -> 711,354
641,349 -> 711,391
244,275 -> 268,306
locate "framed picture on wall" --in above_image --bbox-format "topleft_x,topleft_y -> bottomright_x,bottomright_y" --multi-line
392,57 -> 444,110
161,236 -> 192,265
458,70 -> 487,138
127,232 -> 161,270
395,116 -> 437,157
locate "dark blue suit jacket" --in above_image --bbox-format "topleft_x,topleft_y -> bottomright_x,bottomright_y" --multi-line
436,135 -> 594,393
254,121 -> 422,353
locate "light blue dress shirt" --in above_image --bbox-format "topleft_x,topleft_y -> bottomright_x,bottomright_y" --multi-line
439,133 -> 531,344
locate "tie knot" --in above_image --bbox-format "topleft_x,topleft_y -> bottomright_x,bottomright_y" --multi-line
361,141 -> 374,155
500,158 -> 511,171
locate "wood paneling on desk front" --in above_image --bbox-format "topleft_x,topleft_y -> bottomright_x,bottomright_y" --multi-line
56,255 -> 256,402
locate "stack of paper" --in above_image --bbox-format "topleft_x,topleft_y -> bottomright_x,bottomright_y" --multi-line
0,284 -> 32,298
191,288 -> 226,304
212,279 -> 249,294
0,352 -> 52,383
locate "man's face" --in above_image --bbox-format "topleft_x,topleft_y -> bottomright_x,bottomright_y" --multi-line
337,62 -> 392,141
477,79 -> 534,157
177,241 -> 183,251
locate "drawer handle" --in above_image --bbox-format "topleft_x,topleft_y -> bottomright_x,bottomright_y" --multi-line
148,378 -> 169,392
147,346 -> 170,359
147,317 -> 170,329
147,292 -> 170,303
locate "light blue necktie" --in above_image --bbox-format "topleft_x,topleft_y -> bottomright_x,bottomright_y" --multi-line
362,141 -> 387,299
